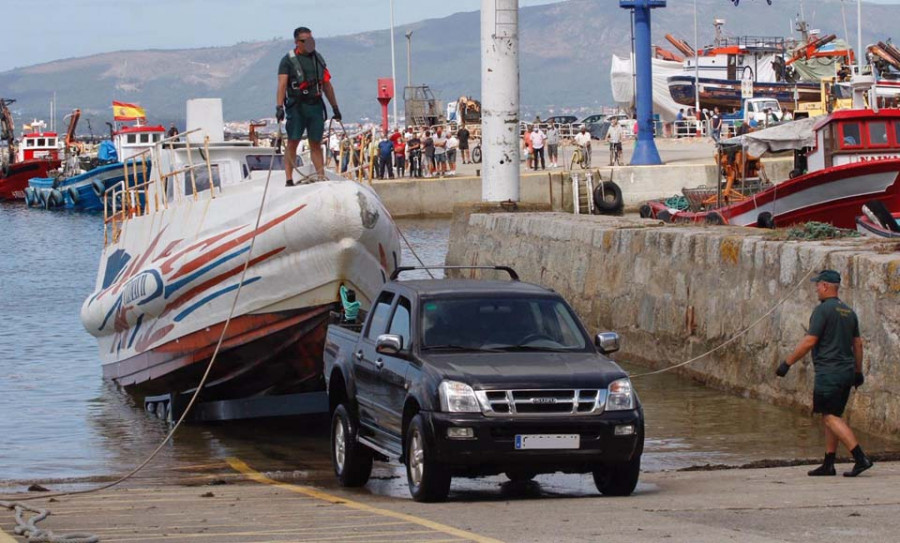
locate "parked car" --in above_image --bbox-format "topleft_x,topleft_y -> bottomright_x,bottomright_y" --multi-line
579,114 -> 607,127
543,115 -> 578,126
324,266 -> 645,502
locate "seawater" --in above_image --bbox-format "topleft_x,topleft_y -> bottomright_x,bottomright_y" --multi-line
0,208 -> 894,491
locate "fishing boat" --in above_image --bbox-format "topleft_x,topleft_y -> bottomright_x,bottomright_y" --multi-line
27,109 -> 158,211
80,99 -> 400,421
666,20 -> 854,112
0,99 -> 61,201
641,101 -> 900,229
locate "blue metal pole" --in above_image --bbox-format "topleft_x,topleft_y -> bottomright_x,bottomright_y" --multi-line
626,0 -> 663,165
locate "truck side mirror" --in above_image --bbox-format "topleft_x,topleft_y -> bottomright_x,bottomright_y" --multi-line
376,334 -> 403,355
595,332 -> 620,355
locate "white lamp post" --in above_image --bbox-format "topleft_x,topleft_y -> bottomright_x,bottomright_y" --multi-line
390,0 -> 398,129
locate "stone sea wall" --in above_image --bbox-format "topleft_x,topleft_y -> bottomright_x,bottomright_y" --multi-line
446,211 -> 900,438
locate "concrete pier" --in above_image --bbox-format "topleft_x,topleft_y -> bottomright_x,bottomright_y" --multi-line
446,211 -> 900,438
5,459 -> 900,542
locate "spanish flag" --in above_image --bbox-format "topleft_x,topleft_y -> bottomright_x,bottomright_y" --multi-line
112,101 -> 146,121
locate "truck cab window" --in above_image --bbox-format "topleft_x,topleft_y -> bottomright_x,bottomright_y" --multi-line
388,297 -> 411,349
365,292 -> 395,341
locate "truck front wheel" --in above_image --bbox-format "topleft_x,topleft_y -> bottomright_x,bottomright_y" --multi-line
593,454 -> 641,497
405,414 -> 451,502
331,404 -> 373,487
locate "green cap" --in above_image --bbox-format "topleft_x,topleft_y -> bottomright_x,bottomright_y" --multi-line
810,269 -> 841,284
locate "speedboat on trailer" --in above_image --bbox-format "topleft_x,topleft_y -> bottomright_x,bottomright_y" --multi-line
641,109 -> 900,229
80,99 -> 400,421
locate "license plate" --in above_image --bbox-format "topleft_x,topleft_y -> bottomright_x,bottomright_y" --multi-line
514,434 -> 580,450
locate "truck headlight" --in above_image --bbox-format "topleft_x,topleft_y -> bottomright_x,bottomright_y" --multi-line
606,378 -> 634,411
439,380 -> 481,413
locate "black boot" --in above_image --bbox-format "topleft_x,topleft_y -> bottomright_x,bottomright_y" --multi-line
808,452 -> 836,476
844,445 -> 873,477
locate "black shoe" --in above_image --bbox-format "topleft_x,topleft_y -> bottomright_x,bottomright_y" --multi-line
807,464 -> 836,476
843,457 -> 874,477
285,179 -> 295,187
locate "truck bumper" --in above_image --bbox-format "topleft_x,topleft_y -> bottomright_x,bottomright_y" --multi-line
423,410 -> 644,477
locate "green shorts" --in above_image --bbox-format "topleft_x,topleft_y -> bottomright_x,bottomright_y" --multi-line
285,100 -> 325,143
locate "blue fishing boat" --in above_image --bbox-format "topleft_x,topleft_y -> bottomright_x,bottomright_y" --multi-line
28,123 -> 163,211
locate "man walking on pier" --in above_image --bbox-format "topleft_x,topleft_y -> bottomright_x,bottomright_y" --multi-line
276,26 -> 342,185
776,269 -> 873,477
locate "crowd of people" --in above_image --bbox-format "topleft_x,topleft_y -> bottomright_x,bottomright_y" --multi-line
323,125 -> 475,180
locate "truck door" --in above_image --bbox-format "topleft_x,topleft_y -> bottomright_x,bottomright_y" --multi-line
379,296 -> 413,437
355,291 -> 395,429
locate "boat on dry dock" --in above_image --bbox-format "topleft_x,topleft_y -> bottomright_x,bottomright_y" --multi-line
80,99 -> 400,421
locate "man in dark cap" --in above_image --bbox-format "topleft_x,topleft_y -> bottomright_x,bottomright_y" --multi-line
776,269 -> 872,477
276,26 -> 342,185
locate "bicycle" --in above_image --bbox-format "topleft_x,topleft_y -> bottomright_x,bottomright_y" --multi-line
608,141 -> 623,166
570,144 -> 589,170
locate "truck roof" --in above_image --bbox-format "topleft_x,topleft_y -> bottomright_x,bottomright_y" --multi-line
391,279 -> 554,297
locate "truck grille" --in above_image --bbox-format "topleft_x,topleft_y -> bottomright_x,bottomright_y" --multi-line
475,389 -> 607,417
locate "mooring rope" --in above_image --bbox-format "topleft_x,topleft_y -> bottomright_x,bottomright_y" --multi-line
628,262 -> 821,379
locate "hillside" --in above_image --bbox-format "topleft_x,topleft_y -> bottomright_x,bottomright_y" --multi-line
1,0 -> 899,129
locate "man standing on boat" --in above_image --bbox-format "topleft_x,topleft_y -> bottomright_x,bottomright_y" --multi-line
276,26 -> 342,185
776,269 -> 873,478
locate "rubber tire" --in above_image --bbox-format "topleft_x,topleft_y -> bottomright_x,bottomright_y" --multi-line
756,211 -> 775,229
657,210 -> 672,223
471,145 -> 482,164
331,404 -> 373,487
155,401 -> 169,422
638,204 -> 653,219
92,179 -> 105,198
593,181 -> 624,215
593,454 -> 641,497
24,187 -> 36,207
405,413 -> 451,502
705,211 -> 725,225
67,186 -> 80,206
505,470 -> 537,483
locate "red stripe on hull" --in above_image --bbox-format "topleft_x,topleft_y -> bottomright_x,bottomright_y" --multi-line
102,304 -> 334,399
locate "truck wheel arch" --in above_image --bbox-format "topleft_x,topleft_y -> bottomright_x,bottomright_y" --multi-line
328,369 -> 350,415
400,399 -> 422,463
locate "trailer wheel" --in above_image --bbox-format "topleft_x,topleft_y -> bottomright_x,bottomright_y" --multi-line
331,404 -> 372,487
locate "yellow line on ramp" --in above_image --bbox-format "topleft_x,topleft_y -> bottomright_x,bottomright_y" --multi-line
227,457 -> 503,543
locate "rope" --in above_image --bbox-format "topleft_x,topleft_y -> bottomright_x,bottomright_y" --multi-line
664,195 -> 690,211
1,123 -> 283,516
0,501 -> 97,543
397,226 -> 435,279
628,262 -> 821,379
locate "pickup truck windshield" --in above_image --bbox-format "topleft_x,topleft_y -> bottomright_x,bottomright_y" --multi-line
420,296 -> 588,352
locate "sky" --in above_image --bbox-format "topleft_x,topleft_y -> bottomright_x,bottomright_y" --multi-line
4,0 -> 900,73
0,0 -> 558,72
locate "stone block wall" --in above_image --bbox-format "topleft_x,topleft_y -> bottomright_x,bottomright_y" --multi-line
446,211 -> 900,438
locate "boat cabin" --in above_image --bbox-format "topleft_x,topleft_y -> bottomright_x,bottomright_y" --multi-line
114,125 -> 166,162
161,144 -> 287,202
807,109 -> 900,171
17,132 -> 60,162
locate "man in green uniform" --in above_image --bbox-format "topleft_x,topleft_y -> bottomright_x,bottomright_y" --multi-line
776,269 -> 872,477
276,26 -> 342,185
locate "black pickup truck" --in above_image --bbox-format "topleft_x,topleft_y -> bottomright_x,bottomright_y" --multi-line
323,266 -> 644,502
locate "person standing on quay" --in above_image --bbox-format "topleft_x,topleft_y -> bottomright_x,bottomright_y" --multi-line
276,26 -> 341,185
776,269 -> 873,478
457,125 -> 471,164
530,125 -> 546,170
546,125 -> 559,168
574,126 -> 592,168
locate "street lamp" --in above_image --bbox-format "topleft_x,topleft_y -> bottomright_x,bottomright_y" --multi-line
405,31 -> 413,87
390,0 -> 398,129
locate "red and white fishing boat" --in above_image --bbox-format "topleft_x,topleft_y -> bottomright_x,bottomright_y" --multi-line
642,104 -> 900,229
0,99 -> 61,200
80,99 -> 400,420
